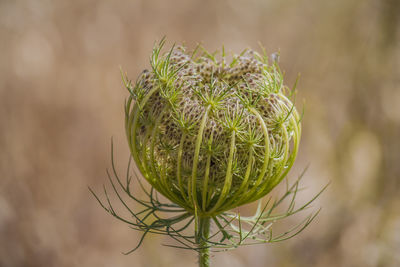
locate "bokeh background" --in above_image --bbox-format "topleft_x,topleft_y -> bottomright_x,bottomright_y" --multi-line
1,0 -> 400,266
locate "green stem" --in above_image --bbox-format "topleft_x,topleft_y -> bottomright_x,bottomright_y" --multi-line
198,217 -> 211,267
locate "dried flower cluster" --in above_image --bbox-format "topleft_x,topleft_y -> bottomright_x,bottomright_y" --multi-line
125,40 -> 301,217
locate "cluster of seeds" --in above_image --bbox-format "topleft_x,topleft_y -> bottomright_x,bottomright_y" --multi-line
125,41 -> 301,215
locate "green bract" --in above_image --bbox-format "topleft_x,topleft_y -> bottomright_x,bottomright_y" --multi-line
125,40 -> 301,217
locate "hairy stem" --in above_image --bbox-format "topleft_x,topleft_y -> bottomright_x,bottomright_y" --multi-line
198,217 -> 211,267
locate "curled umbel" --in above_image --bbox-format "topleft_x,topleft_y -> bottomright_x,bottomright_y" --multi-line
125,39 -> 301,217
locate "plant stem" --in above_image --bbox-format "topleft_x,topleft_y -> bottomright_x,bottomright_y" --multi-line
198,217 -> 211,267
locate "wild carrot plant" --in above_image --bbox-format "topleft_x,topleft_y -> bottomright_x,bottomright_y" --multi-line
90,38 -> 325,267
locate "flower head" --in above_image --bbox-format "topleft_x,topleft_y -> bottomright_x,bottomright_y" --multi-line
125,39 -> 301,217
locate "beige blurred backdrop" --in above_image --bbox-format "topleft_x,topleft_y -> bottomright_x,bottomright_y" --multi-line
1,0 -> 400,266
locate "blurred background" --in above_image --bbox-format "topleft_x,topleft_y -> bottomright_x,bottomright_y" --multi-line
1,0 -> 400,266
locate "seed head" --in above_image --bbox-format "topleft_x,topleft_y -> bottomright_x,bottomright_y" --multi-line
125,40 -> 301,216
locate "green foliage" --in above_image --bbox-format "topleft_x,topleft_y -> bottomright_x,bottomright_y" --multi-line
90,143 -> 325,253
